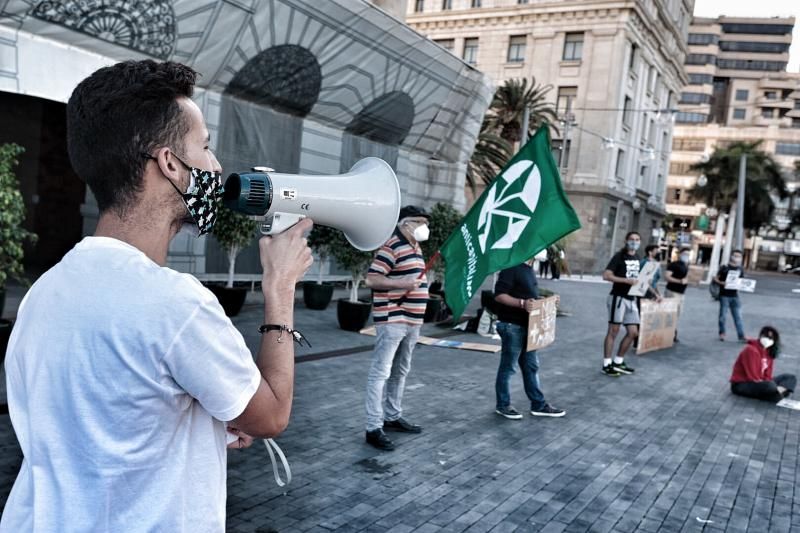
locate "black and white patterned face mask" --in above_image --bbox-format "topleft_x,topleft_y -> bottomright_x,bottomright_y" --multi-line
147,153 -> 224,236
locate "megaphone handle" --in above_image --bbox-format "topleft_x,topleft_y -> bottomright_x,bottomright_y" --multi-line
260,213 -> 308,235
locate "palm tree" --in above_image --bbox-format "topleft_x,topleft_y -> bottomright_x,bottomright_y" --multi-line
689,141 -> 788,231
466,119 -> 512,193
487,77 -> 559,144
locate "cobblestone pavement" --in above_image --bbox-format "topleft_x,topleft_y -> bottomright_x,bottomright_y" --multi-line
2,274 -> 799,532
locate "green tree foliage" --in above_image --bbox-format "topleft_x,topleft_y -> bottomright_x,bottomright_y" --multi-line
327,229 -> 374,302
307,225 -> 339,284
420,202 -> 463,281
0,143 -> 37,290
486,77 -> 559,144
467,77 -> 558,192
211,204 -> 258,288
689,141 -> 788,231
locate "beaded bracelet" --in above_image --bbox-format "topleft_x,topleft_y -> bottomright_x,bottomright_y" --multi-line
258,324 -> 311,347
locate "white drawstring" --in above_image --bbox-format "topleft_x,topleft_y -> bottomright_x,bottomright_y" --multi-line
263,438 -> 292,487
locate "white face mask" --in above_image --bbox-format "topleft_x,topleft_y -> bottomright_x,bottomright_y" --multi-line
680,254 -> 690,263
760,337 -> 775,349
413,224 -> 430,242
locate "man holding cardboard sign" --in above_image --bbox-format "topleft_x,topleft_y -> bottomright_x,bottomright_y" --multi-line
492,259 -> 565,420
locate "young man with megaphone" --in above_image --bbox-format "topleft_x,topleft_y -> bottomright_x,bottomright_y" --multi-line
363,206 -> 432,451
1,60 -> 312,532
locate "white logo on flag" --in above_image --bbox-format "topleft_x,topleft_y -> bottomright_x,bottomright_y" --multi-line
477,160 -> 542,253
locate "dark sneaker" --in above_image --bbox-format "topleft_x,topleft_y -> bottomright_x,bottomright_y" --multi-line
612,361 -> 635,374
495,406 -> 523,420
531,404 -> 566,417
383,418 -> 422,433
602,364 -> 622,377
719,334 -> 725,342
738,337 -> 747,344
366,429 -> 395,451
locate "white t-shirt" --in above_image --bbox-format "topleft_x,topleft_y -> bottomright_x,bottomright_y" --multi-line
1,237 -> 261,532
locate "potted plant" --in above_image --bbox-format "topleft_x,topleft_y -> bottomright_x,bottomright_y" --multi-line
303,225 -> 338,310
420,202 -> 462,322
208,204 -> 258,317
0,143 -> 37,361
328,229 -> 375,331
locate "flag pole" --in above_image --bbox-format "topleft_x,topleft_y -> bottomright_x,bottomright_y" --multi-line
418,250 -> 441,279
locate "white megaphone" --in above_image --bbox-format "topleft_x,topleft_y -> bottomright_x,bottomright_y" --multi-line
222,157 -> 401,251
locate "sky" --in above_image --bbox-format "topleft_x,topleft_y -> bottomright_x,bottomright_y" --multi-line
692,0 -> 800,72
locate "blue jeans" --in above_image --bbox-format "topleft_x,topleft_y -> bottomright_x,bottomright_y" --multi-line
719,295 -> 745,339
365,323 -> 421,431
495,321 -> 546,411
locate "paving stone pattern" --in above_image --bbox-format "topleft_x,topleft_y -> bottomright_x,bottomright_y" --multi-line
1,274 -> 799,532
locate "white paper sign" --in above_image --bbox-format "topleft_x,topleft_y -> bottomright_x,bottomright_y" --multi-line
629,261 -> 659,297
777,398 -> 800,411
724,271 -> 755,292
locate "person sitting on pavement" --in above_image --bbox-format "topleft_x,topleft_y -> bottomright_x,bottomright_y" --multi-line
664,246 -> 691,342
363,205 -> 430,451
730,326 -> 796,403
493,257 -> 565,420
1,60 -> 313,532
601,231 -> 641,377
714,250 -> 746,343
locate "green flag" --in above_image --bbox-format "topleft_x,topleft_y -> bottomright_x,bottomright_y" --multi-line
441,126 -> 581,319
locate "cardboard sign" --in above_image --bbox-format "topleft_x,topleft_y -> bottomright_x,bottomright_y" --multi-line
526,295 -> 559,351
724,270 -> 740,290
629,261 -> 659,297
637,298 -> 679,354
777,398 -> 800,411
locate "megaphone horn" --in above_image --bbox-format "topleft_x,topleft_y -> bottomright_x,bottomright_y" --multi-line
222,157 -> 401,251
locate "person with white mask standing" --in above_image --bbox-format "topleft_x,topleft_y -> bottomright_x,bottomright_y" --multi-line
363,206 -> 431,451
714,249 -> 746,342
664,246 -> 692,342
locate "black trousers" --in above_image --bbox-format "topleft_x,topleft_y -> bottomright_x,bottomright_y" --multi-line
731,374 -> 797,403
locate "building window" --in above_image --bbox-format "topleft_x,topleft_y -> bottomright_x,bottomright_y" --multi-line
675,112 -> 708,124
792,118 -> 800,129
442,0 -> 452,9
719,41 -> 790,54
414,0 -> 424,12
686,54 -> 717,66
638,164 -> 648,188
518,0 -> 529,4
764,91 -> 777,100
607,206 -> 617,239
720,23 -> 793,35
562,32 -> 583,61
717,59 -> 786,71
629,42 -> 638,72
776,142 -> 800,156
434,38 -> 454,52
557,86 -> 577,116
623,96 -> 632,128
687,33 -> 719,45
673,188 -> 682,201
672,138 -> 706,151
761,108 -> 775,119
463,38 -> 478,65
471,0 -> 481,6
733,108 -> 746,120
649,68 -> 659,94
615,149 -> 626,180
688,73 -> 714,85
735,89 -> 749,101
679,92 -> 712,104
507,35 -> 526,63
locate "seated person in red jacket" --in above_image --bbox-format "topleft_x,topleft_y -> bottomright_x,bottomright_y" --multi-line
730,326 -> 796,403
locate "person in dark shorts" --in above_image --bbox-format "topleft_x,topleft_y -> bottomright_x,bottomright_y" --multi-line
664,246 -> 691,342
730,326 -> 795,403
493,258 -> 565,420
601,231 -> 641,377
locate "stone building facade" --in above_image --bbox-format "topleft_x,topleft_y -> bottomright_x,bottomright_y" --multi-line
407,0 -> 692,273
668,16 -> 800,270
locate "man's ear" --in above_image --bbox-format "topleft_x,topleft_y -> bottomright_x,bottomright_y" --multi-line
155,147 -> 182,181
